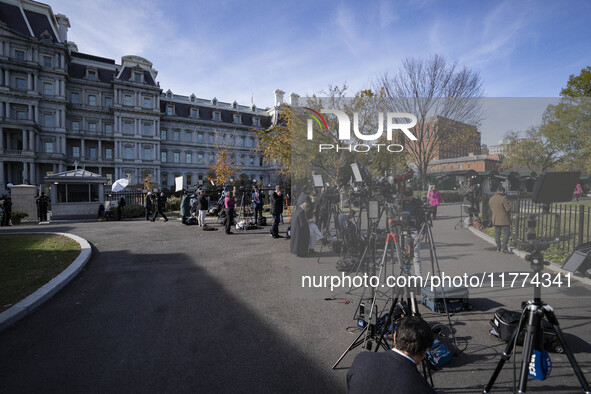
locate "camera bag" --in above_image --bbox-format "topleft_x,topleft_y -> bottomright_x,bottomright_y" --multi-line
421,284 -> 471,313
489,308 -> 563,353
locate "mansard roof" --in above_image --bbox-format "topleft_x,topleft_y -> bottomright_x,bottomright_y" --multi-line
160,100 -> 271,128
71,51 -> 116,65
0,2 -> 30,37
24,9 -> 57,41
0,2 -> 58,41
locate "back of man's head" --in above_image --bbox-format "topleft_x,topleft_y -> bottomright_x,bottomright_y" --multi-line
395,316 -> 434,357
497,186 -> 505,193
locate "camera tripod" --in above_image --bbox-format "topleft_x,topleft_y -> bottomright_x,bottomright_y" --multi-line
454,196 -> 471,230
236,189 -> 254,229
484,250 -> 590,393
332,222 -> 435,388
332,222 -> 414,368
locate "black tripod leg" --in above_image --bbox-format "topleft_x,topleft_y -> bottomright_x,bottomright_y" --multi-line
544,309 -> 591,392
518,307 -> 541,393
421,359 -> 435,389
332,325 -> 368,369
484,310 -> 529,393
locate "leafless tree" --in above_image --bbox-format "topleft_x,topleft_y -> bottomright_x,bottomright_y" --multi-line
377,54 -> 484,188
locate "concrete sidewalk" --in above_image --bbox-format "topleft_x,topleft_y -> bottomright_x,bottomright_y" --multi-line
0,204 -> 590,393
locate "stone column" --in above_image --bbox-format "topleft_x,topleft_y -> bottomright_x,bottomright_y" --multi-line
81,139 -> 85,159
98,140 -> 102,159
4,69 -> 9,87
29,162 -> 35,184
22,130 -> 27,151
28,73 -> 33,91
0,161 -> 4,188
29,130 -> 34,151
23,160 -> 29,182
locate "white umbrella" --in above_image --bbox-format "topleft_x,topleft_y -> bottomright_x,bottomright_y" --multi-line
111,178 -> 129,192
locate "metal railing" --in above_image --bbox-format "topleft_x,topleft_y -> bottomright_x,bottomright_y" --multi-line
105,190 -> 147,206
511,199 -> 591,255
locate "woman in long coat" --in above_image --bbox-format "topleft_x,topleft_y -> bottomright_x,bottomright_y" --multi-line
290,202 -> 311,257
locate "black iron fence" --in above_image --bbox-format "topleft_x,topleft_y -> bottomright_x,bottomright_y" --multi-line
105,190 -> 147,206
510,198 -> 591,255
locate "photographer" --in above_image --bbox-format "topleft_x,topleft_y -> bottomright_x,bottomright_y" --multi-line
224,191 -> 235,235
251,186 -> 264,225
347,316 -> 435,393
402,188 -> 425,277
465,178 -> 481,225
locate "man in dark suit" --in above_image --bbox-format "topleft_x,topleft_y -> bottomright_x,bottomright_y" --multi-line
347,316 -> 435,394
269,185 -> 283,238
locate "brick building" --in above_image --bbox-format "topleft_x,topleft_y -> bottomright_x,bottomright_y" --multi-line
427,154 -> 502,173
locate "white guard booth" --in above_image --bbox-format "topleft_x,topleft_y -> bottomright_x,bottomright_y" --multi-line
44,169 -> 107,219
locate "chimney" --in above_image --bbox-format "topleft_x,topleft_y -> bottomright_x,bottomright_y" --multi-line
289,93 -> 299,107
55,14 -> 70,43
274,89 -> 285,107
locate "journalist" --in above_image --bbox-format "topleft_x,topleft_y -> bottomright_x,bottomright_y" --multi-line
489,186 -> 511,253
347,316 -> 435,393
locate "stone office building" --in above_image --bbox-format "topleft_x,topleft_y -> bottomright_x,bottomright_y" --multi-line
0,0 -> 275,196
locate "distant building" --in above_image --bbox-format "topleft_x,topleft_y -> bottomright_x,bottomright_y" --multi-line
402,116 -> 481,160
427,154 -> 502,173
0,0 -> 276,195
488,139 -> 509,155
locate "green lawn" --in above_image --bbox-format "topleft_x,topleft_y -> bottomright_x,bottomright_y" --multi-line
562,200 -> 591,209
0,234 -> 80,313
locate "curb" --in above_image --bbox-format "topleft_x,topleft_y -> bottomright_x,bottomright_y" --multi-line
0,232 -> 92,333
467,226 -> 591,287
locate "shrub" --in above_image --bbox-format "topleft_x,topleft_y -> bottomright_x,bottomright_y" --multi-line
167,196 -> 181,211
122,205 -> 145,218
10,211 -> 28,225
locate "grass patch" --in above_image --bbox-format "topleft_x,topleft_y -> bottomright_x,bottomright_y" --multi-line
0,234 -> 81,313
483,227 -> 570,265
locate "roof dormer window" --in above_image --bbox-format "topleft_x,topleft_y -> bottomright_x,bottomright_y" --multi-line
87,69 -> 97,81
213,111 -> 220,121
191,108 -> 198,119
212,98 -> 218,106
190,94 -> 196,102
233,114 -> 241,124
134,72 -> 143,83
166,90 -> 173,99
232,101 -> 238,109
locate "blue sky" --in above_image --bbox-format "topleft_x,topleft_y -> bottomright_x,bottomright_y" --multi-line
48,0 -> 591,145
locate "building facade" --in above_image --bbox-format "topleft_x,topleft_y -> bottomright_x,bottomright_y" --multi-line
427,153 -> 502,173
0,0 -> 275,196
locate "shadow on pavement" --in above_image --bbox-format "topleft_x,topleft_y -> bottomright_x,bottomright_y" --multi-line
0,249 -> 342,393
